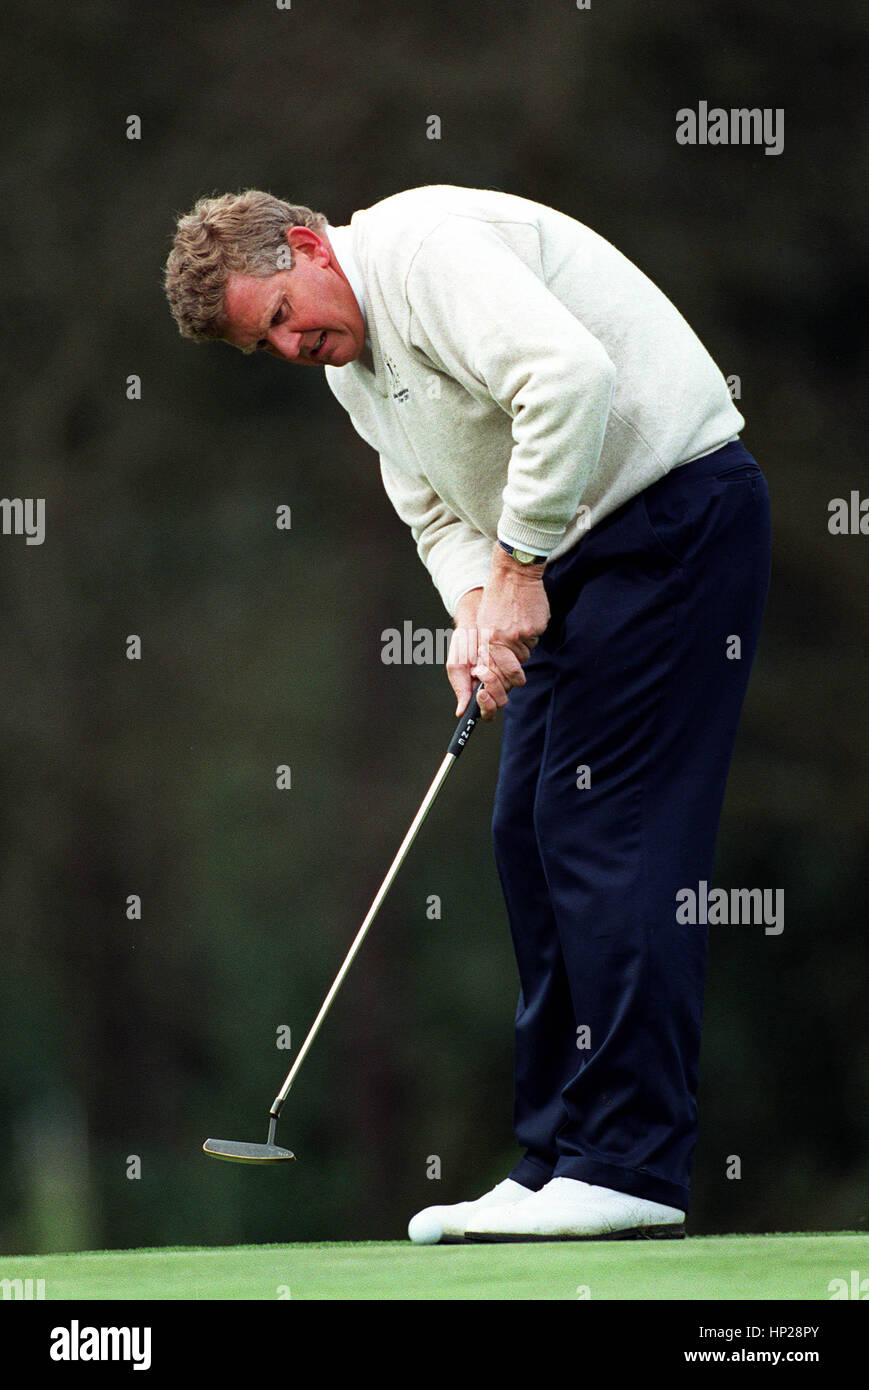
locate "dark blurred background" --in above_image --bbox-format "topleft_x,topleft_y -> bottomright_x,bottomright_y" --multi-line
1,0 -> 867,1252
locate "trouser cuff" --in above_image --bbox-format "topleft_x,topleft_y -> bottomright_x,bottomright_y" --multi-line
508,1153 -> 554,1192
553,1156 -> 690,1212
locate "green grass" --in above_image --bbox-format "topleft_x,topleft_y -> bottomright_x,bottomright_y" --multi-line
1,1234 -> 867,1300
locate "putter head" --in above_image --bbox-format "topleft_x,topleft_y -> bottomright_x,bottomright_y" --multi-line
203,1138 -> 295,1164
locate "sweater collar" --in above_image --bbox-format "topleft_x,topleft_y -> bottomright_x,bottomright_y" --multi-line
324,221 -> 385,386
325,223 -> 369,340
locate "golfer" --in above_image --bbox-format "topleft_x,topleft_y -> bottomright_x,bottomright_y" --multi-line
166,185 -> 770,1241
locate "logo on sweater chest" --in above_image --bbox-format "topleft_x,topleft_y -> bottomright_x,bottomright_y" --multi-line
384,354 -> 410,403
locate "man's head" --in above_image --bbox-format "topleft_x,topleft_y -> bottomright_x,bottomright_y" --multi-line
165,190 -> 366,367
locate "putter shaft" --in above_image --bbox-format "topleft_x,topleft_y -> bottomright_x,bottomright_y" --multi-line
269,688 -> 483,1118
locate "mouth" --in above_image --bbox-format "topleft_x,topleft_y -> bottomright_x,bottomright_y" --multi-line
310,330 -> 327,360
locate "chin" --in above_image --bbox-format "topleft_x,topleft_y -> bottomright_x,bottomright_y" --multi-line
338,338 -> 364,365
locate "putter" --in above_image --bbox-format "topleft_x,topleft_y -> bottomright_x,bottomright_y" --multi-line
203,682 -> 485,1164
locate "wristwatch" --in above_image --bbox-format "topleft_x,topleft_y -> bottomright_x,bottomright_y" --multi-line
498,540 -> 548,565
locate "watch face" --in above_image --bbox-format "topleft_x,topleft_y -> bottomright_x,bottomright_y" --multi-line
514,550 -> 535,564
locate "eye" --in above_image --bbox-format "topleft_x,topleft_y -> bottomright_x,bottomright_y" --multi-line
257,301 -> 287,351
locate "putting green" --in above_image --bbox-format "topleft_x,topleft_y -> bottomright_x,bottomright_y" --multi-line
0,1233 -> 866,1300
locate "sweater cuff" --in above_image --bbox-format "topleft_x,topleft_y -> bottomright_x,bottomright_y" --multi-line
446,567 -> 492,619
497,507 -> 566,558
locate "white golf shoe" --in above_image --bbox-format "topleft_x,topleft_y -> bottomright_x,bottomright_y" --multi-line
464,1176 -> 686,1241
407,1178 -> 534,1244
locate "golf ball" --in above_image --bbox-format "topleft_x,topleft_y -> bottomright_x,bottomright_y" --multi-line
408,1210 -> 443,1245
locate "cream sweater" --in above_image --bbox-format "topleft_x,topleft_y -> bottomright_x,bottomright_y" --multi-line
324,186 -> 743,616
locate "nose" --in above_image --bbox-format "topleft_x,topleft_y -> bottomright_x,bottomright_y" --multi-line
268,330 -> 303,361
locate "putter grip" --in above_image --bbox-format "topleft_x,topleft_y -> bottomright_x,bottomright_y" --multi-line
447,681 -> 484,758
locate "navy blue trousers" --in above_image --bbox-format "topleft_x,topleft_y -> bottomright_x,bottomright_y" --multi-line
493,440 -> 771,1212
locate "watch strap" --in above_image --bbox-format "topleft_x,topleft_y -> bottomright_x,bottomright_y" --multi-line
498,540 -> 548,565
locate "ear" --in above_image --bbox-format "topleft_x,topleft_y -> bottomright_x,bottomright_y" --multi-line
284,226 -> 330,265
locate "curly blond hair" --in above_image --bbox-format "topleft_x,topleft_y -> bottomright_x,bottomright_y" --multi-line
164,190 -> 327,340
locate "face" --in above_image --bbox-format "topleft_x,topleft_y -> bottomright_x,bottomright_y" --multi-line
221,227 -> 366,367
